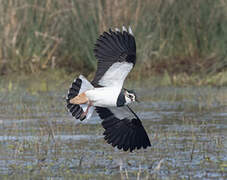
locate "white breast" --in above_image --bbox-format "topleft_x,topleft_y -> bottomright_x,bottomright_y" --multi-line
85,87 -> 121,107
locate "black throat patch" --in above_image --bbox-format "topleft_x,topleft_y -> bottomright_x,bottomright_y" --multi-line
117,89 -> 126,107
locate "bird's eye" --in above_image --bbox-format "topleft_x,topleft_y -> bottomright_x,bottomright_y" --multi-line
128,94 -> 133,99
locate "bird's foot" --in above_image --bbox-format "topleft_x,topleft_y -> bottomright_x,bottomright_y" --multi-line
79,101 -> 92,121
79,111 -> 87,121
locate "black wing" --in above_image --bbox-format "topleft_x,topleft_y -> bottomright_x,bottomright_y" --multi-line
96,107 -> 151,152
92,26 -> 136,88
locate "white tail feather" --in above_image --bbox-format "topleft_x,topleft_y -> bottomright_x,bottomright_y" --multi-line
78,75 -> 94,120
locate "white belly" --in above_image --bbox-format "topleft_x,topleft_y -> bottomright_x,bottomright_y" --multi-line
85,87 -> 121,107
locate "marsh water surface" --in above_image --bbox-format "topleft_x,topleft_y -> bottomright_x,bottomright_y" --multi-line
0,79 -> 226,179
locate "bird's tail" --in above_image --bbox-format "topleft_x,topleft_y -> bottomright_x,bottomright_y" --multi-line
66,75 -> 94,120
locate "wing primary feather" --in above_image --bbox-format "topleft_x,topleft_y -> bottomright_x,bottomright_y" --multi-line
94,45 -> 116,59
94,46 -> 115,59
135,129 -> 142,150
130,129 -> 137,152
143,128 -> 151,148
122,26 -> 127,32
96,107 -> 151,152
115,28 -> 120,32
123,31 -> 130,51
102,119 -> 120,129
103,31 -> 123,52
109,30 -> 125,52
97,37 -> 119,55
106,126 -> 123,146
115,31 -> 128,51
128,34 -> 136,53
139,129 -> 147,148
122,131 -> 131,151
94,48 -> 116,61
123,128 -> 134,151
111,121 -> 128,147
128,26 -> 133,35
119,126 -> 131,147
95,39 -> 119,56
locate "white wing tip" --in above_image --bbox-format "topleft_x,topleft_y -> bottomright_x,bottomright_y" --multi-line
128,26 -> 133,35
79,74 -> 85,79
122,26 -> 127,32
114,26 -> 133,35
115,28 -> 120,32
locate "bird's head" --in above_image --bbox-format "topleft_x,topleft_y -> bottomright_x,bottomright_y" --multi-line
124,89 -> 139,104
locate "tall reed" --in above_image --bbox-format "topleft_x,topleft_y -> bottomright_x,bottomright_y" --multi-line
0,0 -> 227,75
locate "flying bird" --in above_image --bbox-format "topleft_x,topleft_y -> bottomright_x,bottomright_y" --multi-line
66,26 -> 150,152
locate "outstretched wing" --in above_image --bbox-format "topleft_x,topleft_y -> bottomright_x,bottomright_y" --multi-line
95,107 -> 151,152
92,26 -> 136,88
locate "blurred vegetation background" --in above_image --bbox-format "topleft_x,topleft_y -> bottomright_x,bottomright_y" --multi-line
0,0 -> 227,80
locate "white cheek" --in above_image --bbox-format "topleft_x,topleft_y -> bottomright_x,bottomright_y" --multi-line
125,96 -> 131,105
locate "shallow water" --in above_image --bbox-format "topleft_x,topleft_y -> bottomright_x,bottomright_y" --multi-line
0,82 -> 226,179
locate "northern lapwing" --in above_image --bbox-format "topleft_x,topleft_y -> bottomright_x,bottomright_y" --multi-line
66,26 -> 151,152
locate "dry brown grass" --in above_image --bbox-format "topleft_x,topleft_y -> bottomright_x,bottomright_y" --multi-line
0,0 -> 227,75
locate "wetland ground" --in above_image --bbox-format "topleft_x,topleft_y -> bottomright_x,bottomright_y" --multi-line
0,77 -> 226,179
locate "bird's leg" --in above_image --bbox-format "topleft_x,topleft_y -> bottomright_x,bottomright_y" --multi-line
80,101 -> 92,120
